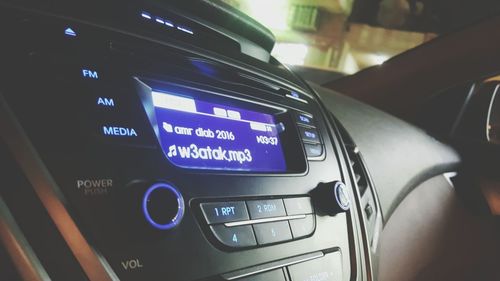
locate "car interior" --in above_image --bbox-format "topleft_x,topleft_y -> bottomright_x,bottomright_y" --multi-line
1,0 -> 500,281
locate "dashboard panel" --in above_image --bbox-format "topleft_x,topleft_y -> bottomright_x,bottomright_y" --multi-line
312,84 -> 461,220
0,3 -> 363,281
0,1 -> 461,281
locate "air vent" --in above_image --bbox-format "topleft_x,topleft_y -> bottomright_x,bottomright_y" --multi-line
336,121 -> 380,245
346,145 -> 369,196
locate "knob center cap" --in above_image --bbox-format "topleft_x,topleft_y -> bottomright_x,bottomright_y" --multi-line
334,182 -> 350,211
142,183 -> 184,230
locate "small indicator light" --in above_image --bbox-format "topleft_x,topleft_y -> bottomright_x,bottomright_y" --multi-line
64,27 -> 77,37
177,26 -> 194,35
155,17 -> 165,24
277,122 -> 286,133
291,91 -> 300,98
164,20 -> 174,28
299,115 -> 311,123
141,12 -> 152,20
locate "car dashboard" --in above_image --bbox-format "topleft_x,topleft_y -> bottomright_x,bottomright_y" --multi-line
0,1 -> 460,281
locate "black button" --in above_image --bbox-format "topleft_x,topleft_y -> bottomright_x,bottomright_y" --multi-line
238,269 -> 286,281
210,225 -> 257,248
253,221 -> 292,245
87,85 -> 135,113
79,76 -> 134,114
304,143 -> 323,158
365,204 -> 373,220
288,252 -> 343,281
299,127 -> 320,143
56,60 -> 111,84
94,122 -> 156,148
246,199 -> 286,219
284,197 -> 314,215
77,57 -> 119,84
95,96 -> 118,109
296,113 -> 314,127
200,201 -> 249,224
99,124 -> 140,138
289,215 -> 315,239
86,86 -> 133,112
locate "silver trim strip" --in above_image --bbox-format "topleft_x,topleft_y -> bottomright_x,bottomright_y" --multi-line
224,214 -> 307,227
0,196 -> 51,281
0,94 -> 118,281
444,172 -> 458,188
285,94 -> 309,104
221,251 -> 324,280
238,73 -> 281,90
451,83 -> 477,137
486,84 -> 500,142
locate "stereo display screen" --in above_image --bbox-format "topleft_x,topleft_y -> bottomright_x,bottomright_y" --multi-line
151,90 -> 287,172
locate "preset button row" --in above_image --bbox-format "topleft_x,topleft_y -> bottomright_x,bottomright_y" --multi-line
200,197 -> 314,224
210,215 -> 315,248
200,197 -> 315,249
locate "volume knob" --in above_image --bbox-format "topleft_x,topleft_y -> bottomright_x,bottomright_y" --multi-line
332,181 -> 351,212
314,181 -> 351,215
142,183 -> 184,230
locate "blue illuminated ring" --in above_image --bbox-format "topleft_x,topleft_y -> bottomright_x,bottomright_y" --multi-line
142,183 -> 185,230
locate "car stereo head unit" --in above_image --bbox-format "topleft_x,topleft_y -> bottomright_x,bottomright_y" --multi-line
136,78 -> 307,173
0,5 -> 357,281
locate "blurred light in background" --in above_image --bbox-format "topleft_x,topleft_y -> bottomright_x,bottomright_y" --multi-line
224,0 -> 436,75
272,43 -> 309,65
370,54 -> 390,65
245,0 -> 289,30
341,53 -> 359,74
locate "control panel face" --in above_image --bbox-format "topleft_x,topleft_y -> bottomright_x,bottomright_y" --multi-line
0,6 -> 352,281
198,197 -> 315,249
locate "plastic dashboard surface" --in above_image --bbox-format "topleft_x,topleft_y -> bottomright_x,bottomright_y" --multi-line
311,83 -> 461,222
0,2 -> 464,281
0,3 -> 368,281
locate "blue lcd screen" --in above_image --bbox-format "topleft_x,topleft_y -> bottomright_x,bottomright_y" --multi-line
151,90 -> 287,172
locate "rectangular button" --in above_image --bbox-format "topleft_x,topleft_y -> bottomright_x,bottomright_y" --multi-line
284,197 -> 314,215
285,91 -> 308,104
289,214 -> 315,239
365,203 -> 374,220
86,107 -> 158,148
288,252 -> 343,281
78,59 -> 118,83
299,127 -> 320,143
200,201 -> 249,224
99,124 -> 140,138
304,143 -> 323,158
95,96 -> 118,109
238,269 -> 286,281
88,86 -> 135,113
93,121 -> 157,148
296,113 -> 314,127
246,199 -> 286,219
253,221 -> 292,245
210,225 -> 257,248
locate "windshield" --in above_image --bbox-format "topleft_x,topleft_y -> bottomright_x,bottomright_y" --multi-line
223,0 -> 500,74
